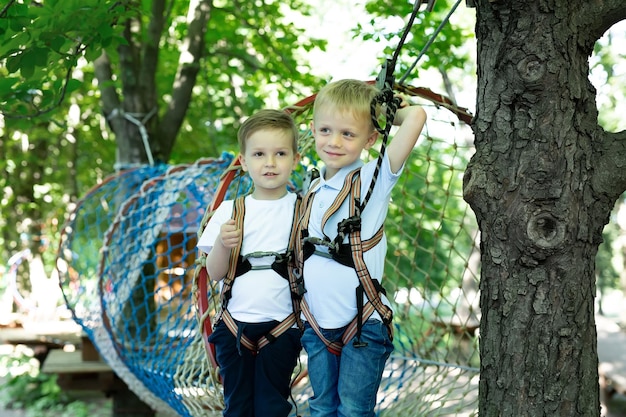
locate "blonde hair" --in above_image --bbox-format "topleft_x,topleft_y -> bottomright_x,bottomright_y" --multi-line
313,79 -> 380,129
237,109 -> 299,154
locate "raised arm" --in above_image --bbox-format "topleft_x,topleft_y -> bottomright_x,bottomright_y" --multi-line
386,103 -> 427,174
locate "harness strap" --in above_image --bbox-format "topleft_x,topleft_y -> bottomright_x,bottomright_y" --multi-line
214,197 -> 247,325
296,170 -> 393,355
216,195 -> 303,355
233,250 -> 292,280
303,226 -> 384,267
347,183 -> 394,333
286,196 -> 305,331
221,309 -> 298,355
300,289 -> 378,356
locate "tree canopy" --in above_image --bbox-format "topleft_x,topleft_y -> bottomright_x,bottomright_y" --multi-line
0,0 -> 329,259
3,1 -> 626,415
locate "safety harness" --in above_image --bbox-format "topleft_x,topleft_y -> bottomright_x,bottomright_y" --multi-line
214,195 -> 303,355
295,168 -> 394,356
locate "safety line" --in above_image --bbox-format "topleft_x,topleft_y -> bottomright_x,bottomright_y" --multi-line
399,0 -> 464,85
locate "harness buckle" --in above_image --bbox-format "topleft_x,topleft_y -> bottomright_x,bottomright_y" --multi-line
292,270 -> 307,297
243,251 -> 279,261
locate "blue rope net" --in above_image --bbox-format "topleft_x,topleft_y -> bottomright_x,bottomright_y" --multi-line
56,90 -> 480,416
57,164 -> 168,335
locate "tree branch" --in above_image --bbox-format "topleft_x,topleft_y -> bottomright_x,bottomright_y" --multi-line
0,0 -> 17,18
141,0 -> 166,102
577,0 -> 626,41
158,0 -> 212,157
94,51 -> 123,132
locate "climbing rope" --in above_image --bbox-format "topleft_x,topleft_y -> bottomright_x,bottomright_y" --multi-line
399,0 -> 464,85
363,0 -> 433,209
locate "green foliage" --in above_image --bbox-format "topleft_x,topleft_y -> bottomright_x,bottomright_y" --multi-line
0,65 -> 116,267
0,0 -> 128,118
0,0 -> 329,302
168,0 -> 327,162
0,354 -> 108,417
386,136 -> 475,293
590,22 -> 626,132
360,0 -> 475,85
596,210 -> 621,294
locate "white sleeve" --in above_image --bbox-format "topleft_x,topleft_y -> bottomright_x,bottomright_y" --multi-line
196,201 -> 234,254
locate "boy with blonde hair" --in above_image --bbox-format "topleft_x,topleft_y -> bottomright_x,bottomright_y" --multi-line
295,79 -> 427,416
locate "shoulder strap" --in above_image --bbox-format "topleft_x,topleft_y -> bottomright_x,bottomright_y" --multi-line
346,182 -> 393,334
221,194 -> 304,353
218,196 -> 246,310
320,169 -> 361,238
287,195 -> 305,330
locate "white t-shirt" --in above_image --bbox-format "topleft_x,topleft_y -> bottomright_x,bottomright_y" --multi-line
197,193 -> 297,323
302,154 -> 400,328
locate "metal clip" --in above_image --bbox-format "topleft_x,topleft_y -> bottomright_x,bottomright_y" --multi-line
375,58 -> 395,91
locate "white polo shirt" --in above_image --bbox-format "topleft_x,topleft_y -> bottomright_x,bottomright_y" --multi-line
302,154 -> 401,328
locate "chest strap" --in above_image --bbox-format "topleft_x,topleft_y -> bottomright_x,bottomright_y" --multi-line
233,250 -> 292,280
215,195 -> 303,355
295,169 -> 393,355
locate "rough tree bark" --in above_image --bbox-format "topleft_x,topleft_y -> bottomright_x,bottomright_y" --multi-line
464,1 -> 626,416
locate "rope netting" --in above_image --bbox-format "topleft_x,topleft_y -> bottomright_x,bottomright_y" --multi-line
55,83 -> 479,417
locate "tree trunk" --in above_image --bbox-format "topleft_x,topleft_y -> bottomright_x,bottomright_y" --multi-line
464,1 -> 626,415
94,0 -> 212,168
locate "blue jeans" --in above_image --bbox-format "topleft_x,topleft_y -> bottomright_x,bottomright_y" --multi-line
301,319 -> 394,417
209,320 -> 302,417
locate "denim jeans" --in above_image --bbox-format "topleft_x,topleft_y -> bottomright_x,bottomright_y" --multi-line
209,320 -> 302,417
301,319 -> 394,417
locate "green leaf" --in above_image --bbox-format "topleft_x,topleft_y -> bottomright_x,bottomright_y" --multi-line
5,53 -> 23,74
0,76 -> 19,92
65,78 -> 83,94
18,50 -> 37,79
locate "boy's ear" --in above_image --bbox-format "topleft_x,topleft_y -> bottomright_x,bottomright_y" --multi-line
292,152 -> 301,169
364,130 -> 379,150
238,153 -> 248,171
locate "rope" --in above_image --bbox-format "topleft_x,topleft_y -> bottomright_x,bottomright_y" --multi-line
366,0 -> 464,208
399,0 -> 464,85
390,0 -> 425,73
362,0 -> 425,210
108,107 -> 157,167
362,92 -> 402,209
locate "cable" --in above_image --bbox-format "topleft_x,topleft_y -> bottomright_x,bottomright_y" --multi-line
391,0 -> 424,68
399,0 -> 463,85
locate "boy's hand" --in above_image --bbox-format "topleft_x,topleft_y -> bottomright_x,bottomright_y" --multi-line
394,94 -> 410,109
219,219 -> 241,248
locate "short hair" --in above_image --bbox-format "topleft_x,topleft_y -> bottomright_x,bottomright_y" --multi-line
237,109 -> 299,154
313,79 -> 380,129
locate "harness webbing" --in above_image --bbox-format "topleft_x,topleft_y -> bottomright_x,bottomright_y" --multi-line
296,169 -> 393,355
215,195 -> 303,355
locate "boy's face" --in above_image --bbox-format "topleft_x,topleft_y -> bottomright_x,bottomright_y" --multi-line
311,106 -> 378,179
239,128 -> 300,200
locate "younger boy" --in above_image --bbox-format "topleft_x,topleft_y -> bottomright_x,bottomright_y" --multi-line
197,109 -> 302,417
296,79 -> 427,416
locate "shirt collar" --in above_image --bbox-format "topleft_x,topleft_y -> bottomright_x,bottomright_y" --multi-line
314,159 -> 364,191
